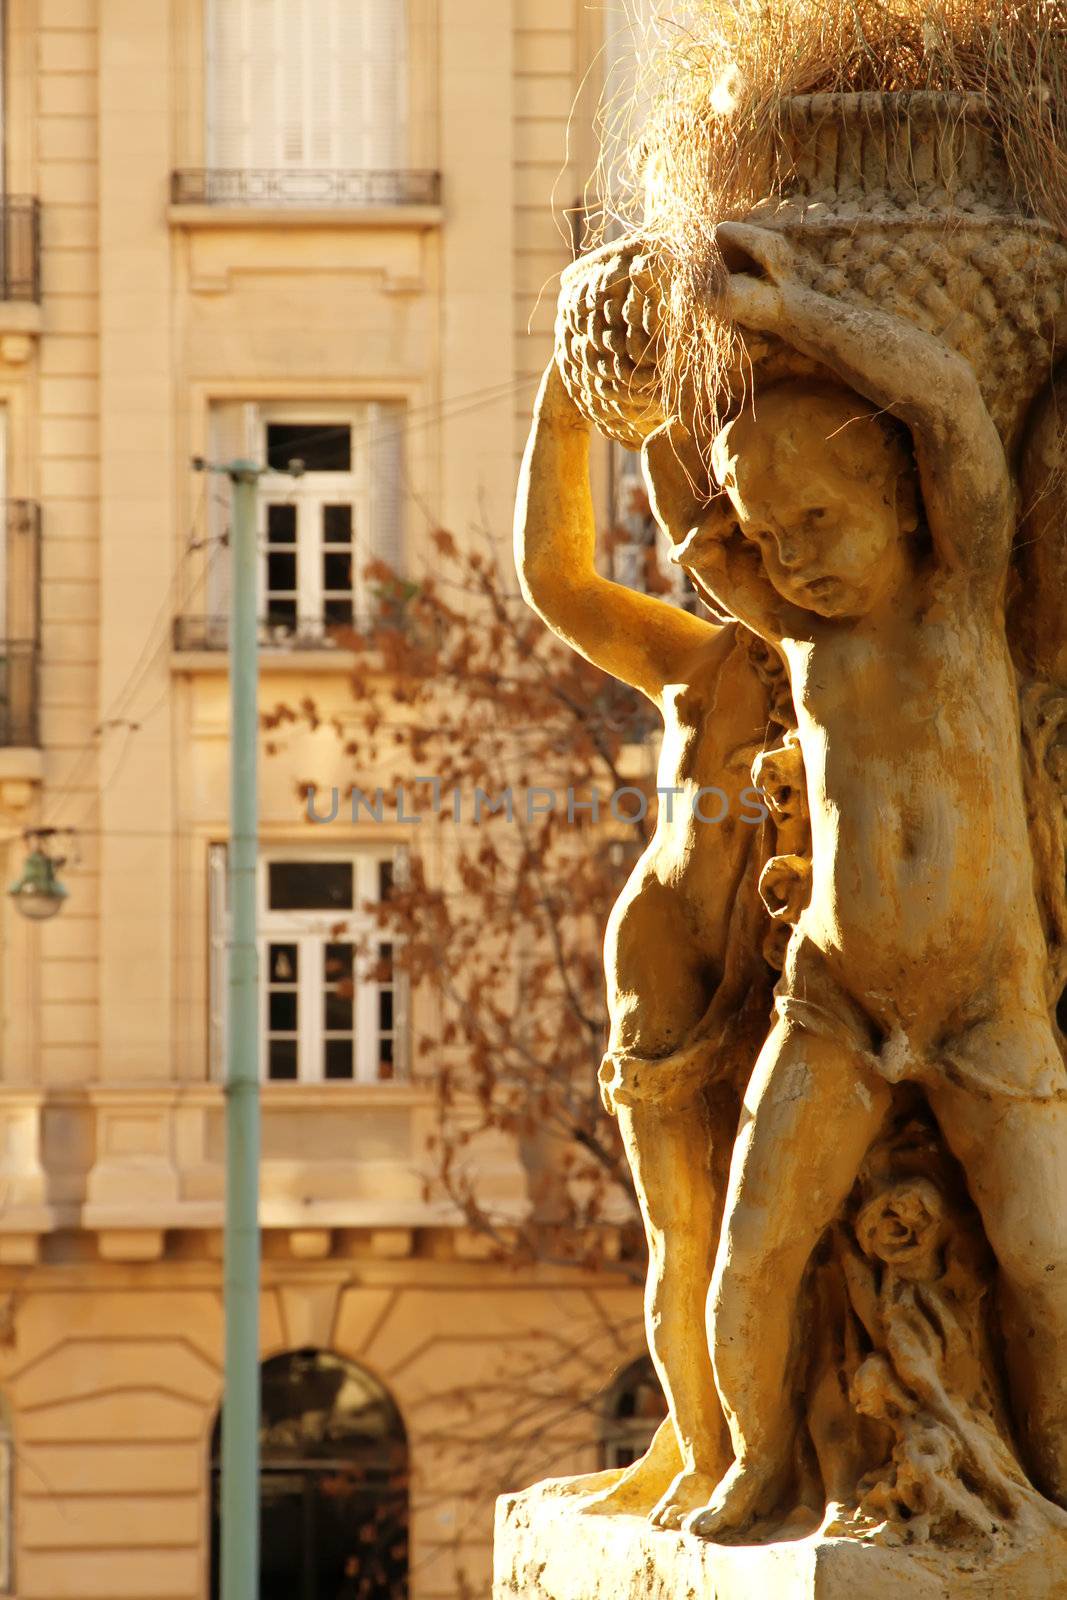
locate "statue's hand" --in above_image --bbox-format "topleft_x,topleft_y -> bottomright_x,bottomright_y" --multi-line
715,220 -> 796,334
642,421 -> 710,543
716,220 -> 798,284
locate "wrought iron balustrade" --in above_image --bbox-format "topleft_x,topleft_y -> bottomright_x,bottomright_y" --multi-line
170,168 -> 442,208
174,612 -> 386,652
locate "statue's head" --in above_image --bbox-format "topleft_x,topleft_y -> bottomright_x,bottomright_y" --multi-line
711,381 -> 918,618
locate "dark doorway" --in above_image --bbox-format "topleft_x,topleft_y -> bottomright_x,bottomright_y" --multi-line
211,1348 -> 409,1600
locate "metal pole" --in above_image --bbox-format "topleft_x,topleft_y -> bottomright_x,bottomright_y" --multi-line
221,461 -> 261,1600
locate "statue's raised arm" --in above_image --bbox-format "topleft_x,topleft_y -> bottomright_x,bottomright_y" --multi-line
516,361 -> 718,704
716,220 -> 1016,602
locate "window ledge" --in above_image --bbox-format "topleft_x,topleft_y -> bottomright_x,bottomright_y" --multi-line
168,203 -> 443,231
0,302 -> 41,335
257,1081 -> 431,1106
1,1081 -> 432,1109
172,647 -> 361,675
0,747 -> 43,782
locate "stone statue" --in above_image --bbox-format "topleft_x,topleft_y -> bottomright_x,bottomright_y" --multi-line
657,215 -> 1067,1534
498,67 -> 1067,1600
515,359 -> 782,1526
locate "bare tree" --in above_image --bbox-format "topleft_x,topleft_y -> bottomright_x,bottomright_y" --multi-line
266,530 -> 661,1277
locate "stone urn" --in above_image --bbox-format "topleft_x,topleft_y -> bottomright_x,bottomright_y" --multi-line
556,91 -> 1067,455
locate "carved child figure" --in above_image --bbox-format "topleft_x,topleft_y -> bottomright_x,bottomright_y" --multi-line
515,361 -> 773,1527
646,220 -> 1067,1534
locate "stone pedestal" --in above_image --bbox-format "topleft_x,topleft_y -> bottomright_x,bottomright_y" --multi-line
493,1484 -> 1067,1599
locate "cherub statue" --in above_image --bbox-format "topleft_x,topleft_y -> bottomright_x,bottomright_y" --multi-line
514,359 -> 778,1527
644,218 -> 1067,1536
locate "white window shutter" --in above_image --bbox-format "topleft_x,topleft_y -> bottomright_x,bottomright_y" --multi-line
307,0 -> 335,166
278,0 -> 307,165
368,403 -> 405,578
208,843 -> 230,1082
205,0 -> 250,166
207,0 -> 407,172
391,843 -> 410,1081
363,0 -> 407,170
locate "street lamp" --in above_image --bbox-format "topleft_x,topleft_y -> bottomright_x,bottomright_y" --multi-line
8,830 -> 69,921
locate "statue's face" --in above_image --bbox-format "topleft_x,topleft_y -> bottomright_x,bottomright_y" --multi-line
712,388 -> 913,619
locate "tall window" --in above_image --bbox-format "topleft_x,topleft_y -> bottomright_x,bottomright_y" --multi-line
209,847 -> 405,1083
205,0 -> 408,172
210,1349 -> 409,1599
204,402 -> 404,644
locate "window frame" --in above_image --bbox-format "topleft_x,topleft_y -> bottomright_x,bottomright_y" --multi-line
208,843 -> 407,1086
257,405 -> 368,642
203,398 -> 406,643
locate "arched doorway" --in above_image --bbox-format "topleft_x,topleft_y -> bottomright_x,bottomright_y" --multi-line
599,1354 -> 668,1470
211,1349 -> 408,1600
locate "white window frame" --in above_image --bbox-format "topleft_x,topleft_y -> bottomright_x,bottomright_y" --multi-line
205,400 -> 405,643
209,844 -> 407,1085
257,405 -> 368,643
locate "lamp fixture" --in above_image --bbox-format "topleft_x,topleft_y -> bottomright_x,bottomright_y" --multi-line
8,829 -> 70,921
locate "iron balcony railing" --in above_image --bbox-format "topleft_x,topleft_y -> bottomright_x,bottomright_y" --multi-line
170,168 -> 442,208
175,613 -> 376,652
0,199 -> 41,302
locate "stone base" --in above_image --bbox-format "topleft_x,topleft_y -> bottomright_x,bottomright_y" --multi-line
494,1484 -> 1067,1599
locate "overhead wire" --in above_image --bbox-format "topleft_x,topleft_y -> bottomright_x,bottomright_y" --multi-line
40,369 -> 541,844
42,480 -> 222,829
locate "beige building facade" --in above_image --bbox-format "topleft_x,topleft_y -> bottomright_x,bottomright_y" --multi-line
0,3 -> 650,1596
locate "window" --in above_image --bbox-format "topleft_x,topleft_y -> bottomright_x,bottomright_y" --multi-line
208,847 -> 405,1083
599,1355 -> 668,1471
204,401 -> 404,644
210,1349 -> 409,1599
205,0 -> 408,174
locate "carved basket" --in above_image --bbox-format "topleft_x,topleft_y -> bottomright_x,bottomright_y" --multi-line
557,92 -> 1067,452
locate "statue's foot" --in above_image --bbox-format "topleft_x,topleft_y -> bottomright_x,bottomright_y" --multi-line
683,1455 -> 785,1540
538,1466 -> 625,1500
649,1468 -> 723,1531
578,1417 -> 681,1516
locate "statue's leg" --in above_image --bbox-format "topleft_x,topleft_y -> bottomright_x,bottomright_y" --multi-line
926,1014 -> 1067,1507
689,1015 -> 892,1539
579,876 -> 732,1519
612,1083 -> 739,1528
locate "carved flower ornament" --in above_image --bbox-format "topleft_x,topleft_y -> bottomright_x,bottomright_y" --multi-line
855,1178 -> 948,1283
